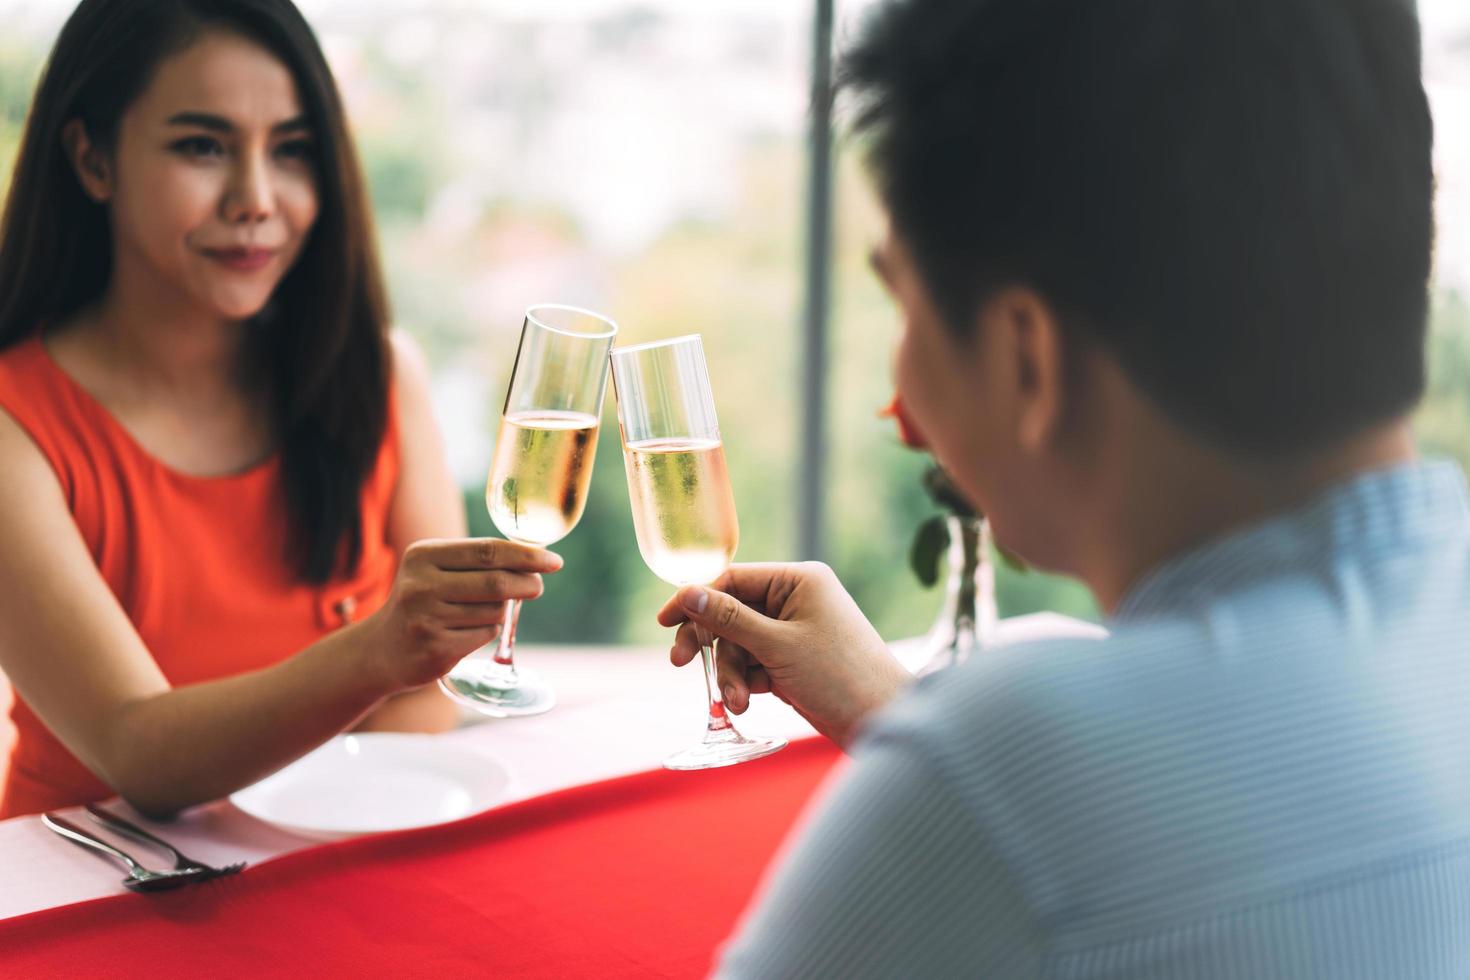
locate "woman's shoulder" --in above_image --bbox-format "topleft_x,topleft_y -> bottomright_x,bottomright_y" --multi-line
0,326 -> 100,405
0,338 -> 75,500
0,333 -> 51,384
356,328 -> 430,510
0,334 -> 86,460
388,328 -> 432,407
384,327 -> 436,458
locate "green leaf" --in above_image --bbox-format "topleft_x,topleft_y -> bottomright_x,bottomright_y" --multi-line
922,464 -> 978,517
909,514 -> 950,588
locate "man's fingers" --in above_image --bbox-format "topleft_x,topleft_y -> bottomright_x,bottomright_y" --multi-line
715,639 -> 754,713
706,564 -> 803,604
415,538 -> 563,573
655,564 -> 791,626
669,622 -> 701,667
668,632 -> 757,714
669,583 -> 776,651
656,594 -> 690,629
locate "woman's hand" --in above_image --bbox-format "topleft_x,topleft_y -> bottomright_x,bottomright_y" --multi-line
657,562 -> 911,748
361,538 -> 562,691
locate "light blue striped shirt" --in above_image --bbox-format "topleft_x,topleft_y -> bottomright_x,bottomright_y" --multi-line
720,460 -> 1470,978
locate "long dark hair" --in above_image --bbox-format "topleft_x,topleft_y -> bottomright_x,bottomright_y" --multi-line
0,0 -> 391,584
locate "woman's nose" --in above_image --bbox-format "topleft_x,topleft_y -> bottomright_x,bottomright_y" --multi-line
222,153 -> 274,224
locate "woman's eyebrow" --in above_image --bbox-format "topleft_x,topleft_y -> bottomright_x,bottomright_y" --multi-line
272,116 -> 311,135
165,111 -> 311,134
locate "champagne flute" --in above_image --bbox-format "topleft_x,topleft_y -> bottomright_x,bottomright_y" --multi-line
610,334 -> 787,769
439,304 -> 617,717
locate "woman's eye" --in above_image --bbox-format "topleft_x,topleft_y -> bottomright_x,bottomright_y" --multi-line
171,136 -> 224,159
274,139 -> 314,163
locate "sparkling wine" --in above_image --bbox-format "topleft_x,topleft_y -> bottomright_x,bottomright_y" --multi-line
624,437 -> 739,586
487,410 -> 599,545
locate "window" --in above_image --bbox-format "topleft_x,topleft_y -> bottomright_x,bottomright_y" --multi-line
2,0 -> 1466,645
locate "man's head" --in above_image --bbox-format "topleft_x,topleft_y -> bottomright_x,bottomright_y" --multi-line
851,0 -> 1434,577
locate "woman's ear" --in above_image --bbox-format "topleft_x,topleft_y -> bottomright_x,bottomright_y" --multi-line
61,119 -> 113,203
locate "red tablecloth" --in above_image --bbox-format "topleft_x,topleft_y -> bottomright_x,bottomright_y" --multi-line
0,737 -> 842,979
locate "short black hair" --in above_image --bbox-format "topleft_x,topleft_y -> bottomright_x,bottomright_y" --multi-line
842,0 -> 1434,454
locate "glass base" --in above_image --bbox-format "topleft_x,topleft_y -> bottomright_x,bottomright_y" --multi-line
438,661 -> 555,718
663,727 -> 788,771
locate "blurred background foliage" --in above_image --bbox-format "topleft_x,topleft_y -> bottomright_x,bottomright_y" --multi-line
1,0 -> 1466,646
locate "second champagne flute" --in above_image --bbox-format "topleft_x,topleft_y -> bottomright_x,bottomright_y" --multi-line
439,304 -> 617,716
610,334 -> 787,769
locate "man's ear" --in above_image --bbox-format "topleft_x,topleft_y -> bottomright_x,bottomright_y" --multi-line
61,119 -> 113,203
985,287 -> 1067,455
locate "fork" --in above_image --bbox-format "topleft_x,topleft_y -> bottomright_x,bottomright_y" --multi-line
85,804 -> 246,879
42,814 -> 207,892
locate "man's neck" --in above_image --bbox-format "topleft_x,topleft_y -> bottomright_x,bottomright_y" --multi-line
1081,421 -> 1418,615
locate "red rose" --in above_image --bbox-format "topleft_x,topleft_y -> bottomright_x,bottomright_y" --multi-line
879,394 -> 928,450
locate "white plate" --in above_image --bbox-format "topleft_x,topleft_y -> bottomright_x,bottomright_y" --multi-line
229,733 -> 512,839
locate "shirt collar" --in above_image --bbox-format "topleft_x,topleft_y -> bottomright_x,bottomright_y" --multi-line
1111,459 -> 1470,625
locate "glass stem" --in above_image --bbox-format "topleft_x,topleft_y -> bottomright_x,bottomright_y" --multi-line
697,625 -> 734,734
919,515 -> 997,676
493,598 -> 522,680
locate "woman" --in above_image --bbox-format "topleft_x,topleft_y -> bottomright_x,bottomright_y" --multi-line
0,0 -> 557,818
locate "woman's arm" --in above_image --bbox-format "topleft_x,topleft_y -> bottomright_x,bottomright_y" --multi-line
0,405 -> 553,817
353,330 -> 472,733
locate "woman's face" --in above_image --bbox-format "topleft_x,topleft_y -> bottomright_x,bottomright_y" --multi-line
83,30 -> 319,322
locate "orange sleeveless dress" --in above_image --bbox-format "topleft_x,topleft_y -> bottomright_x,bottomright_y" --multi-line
0,336 -> 401,818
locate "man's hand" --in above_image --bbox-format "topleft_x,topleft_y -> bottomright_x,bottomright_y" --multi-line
657,562 -> 911,748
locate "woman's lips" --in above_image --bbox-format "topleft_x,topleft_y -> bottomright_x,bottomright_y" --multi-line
203,247 -> 276,271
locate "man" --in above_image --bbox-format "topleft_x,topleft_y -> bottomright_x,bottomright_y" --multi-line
658,0 -> 1469,975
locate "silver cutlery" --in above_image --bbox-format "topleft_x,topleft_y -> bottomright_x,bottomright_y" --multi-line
41,813 -> 209,892
85,804 -> 246,879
